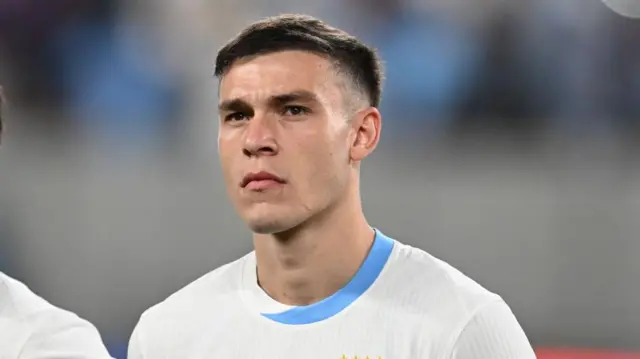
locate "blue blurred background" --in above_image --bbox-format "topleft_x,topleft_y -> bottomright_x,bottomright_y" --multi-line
1,0 -> 640,357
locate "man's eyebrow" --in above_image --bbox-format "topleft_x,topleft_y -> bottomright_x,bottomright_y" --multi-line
268,90 -> 319,107
218,90 -> 319,112
218,98 -> 251,112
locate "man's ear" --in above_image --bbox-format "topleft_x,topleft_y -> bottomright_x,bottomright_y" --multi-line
350,107 -> 381,162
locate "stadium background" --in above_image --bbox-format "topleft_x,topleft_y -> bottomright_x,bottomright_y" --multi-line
1,0 -> 640,357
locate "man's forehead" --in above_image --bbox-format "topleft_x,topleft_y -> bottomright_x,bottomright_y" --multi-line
219,51 -> 338,100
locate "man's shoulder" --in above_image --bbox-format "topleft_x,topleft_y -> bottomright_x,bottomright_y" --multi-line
0,272 -> 61,319
0,272 -> 40,355
129,253 -> 252,357
382,241 -> 501,319
136,252 -> 252,325
0,271 -> 86,326
387,243 -> 534,356
0,272 -> 112,358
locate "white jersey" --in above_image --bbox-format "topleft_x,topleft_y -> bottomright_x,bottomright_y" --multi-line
129,230 -> 535,358
0,272 -> 113,359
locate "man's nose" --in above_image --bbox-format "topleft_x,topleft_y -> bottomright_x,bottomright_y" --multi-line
242,115 -> 278,157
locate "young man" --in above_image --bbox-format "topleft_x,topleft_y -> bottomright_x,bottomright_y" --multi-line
129,14 -> 536,358
0,89 -> 114,359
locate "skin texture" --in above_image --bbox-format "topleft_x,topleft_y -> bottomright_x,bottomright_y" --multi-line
217,50 -> 382,305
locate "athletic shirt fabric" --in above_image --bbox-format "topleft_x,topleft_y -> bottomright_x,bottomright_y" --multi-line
129,230 -> 535,358
0,272 -> 113,359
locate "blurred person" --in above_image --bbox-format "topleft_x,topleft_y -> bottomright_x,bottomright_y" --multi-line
341,0 -> 484,138
128,15 -> 535,358
0,0 -> 115,111
512,0 -> 615,134
0,88 -> 113,359
49,5 -> 180,154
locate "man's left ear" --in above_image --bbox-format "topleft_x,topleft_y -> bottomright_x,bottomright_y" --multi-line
350,107 -> 381,162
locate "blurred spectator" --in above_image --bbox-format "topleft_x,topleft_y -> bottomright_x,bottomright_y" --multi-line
51,18 -> 181,154
454,5 -> 540,136
512,0 -> 617,135
608,14 -> 640,135
342,0 -> 484,138
0,0 -> 115,112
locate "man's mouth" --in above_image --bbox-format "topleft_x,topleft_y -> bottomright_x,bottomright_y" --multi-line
241,171 -> 286,190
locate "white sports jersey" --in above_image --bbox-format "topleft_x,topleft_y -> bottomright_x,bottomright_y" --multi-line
129,230 -> 535,358
0,272 -> 113,359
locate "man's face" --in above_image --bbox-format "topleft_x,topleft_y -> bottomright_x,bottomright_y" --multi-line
217,51 -> 357,234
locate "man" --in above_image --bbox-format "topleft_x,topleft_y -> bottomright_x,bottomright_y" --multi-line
0,89 -> 114,359
129,14 -> 536,358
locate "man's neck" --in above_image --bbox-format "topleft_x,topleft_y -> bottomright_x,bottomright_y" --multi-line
253,196 -> 375,306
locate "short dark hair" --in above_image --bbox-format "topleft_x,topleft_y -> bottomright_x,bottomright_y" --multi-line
214,14 -> 383,108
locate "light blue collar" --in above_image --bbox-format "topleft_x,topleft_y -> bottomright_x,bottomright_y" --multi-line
262,229 -> 395,325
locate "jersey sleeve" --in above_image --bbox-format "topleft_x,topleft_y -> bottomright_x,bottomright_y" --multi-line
448,298 -> 536,359
16,310 -> 113,359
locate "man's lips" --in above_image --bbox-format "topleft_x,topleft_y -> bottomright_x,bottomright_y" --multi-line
240,171 -> 286,189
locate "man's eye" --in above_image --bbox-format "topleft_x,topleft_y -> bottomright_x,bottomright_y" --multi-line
225,112 -> 248,122
282,106 -> 309,116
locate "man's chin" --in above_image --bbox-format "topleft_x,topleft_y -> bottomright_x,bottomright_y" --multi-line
245,217 -> 292,235
249,223 -> 289,234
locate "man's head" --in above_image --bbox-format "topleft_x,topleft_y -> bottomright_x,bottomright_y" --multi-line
215,14 -> 383,234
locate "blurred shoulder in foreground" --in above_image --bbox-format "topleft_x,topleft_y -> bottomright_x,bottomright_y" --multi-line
0,272 -> 114,359
0,89 -> 112,358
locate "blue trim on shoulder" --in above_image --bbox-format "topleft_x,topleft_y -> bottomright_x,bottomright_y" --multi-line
261,229 -> 394,325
